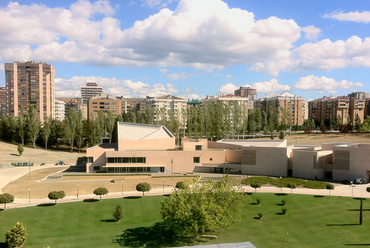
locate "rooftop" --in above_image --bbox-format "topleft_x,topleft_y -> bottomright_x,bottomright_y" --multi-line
118,122 -> 174,140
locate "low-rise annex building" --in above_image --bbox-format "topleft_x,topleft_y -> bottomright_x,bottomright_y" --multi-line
86,122 -> 370,182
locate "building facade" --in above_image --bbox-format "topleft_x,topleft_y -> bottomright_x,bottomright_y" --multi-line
255,91 -> 304,126
348,92 -> 369,99
81,82 -> 103,103
4,61 -> 55,121
0,87 -> 6,117
87,93 -> 123,119
54,99 -> 66,121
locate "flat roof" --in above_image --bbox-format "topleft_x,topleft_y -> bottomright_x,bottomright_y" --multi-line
118,122 -> 174,140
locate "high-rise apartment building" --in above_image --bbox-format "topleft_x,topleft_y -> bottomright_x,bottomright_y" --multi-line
4,61 -> 55,121
234,86 -> 257,100
0,87 -> 6,117
81,82 -> 103,102
348,92 -> 369,99
88,93 -> 123,119
308,96 -> 365,125
145,95 -> 188,127
255,91 -> 304,126
54,99 -> 66,121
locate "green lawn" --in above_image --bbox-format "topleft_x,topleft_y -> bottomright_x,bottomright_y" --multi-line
1,194 -> 370,248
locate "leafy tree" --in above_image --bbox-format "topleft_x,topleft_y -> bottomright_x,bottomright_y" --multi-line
17,107 -> 27,146
320,120 -> 327,137
303,119 -> 315,136
64,109 -> 77,152
175,181 -> 186,190
250,182 -> 261,193
1,116 -> 17,142
94,187 -> 108,200
75,110 -> 85,152
136,182 -> 151,197
366,187 -> 370,193
48,191 -> 65,204
359,117 -> 370,132
27,106 -> 41,149
326,184 -> 334,196
106,111 -> 115,142
161,176 -> 247,237
17,144 -> 23,156
279,130 -> 285,140
5,222 -> 27,248
355,114 -> 362,131
42,116 -> 52,150
0,193 -> 14,210
113,204 -> 123,222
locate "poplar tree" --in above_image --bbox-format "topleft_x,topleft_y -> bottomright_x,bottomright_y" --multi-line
64,108 -> 77,152
27,105 -> 40,149
42,115 -> 52,150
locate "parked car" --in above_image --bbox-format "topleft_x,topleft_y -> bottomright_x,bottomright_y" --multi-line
353,178 -> 366,184
340,180 -> 353,185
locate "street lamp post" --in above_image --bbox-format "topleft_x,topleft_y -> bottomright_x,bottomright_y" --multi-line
352,185 -> 356,197
122,181 -> 124,196
77,184 -> 79,199
29,163 -> 31,180
29,189 -> 31,205
163,179 -> 165,193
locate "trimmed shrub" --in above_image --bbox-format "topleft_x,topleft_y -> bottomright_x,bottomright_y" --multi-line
176,181 -> 186,190
0,193 -> 14,210
279,130 -> 285,140
110,179 -> 115,183
366,187 -> 370,193
6,222 -> 27,248
282,208 -> 287,215
256,198 -> 261,205
326,184 -> 335,196
250,182 -> 261,193
287,183 -> 296,194
48,191 -> 65,205
281,199 -> 287,206
258,213 -> 263,219
136,182 -> 151,197
93,187 -> 109,200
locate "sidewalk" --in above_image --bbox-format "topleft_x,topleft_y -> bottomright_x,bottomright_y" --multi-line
4,183 -> 370,210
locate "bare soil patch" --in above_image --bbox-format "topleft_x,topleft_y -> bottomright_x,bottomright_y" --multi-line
0,141 -> 84,165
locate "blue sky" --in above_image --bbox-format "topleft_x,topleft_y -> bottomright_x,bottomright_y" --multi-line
0,0 -> 369,100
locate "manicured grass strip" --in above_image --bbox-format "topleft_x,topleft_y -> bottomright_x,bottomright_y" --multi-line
1,194 -> 369,248
242,176 -> 333,189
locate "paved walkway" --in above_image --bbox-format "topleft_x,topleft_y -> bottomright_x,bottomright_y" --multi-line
1,166 -> 370,210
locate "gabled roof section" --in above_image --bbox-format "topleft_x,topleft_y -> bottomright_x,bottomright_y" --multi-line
118,122 -> 174,140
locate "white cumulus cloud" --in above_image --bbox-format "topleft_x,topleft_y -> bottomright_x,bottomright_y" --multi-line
324,11 -> 370,23
294,75 -> 364,91
55,76 -> 179,98
218,79 -> 290,94
301,25 -> 321,40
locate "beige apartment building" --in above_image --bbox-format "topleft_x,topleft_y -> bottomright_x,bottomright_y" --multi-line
57,97 -> 87,120
234,86 -> 257,99
0,87 -> 6,117
201,94 -> 249,116
255,91 -> 304,126
87,93 -> 123,119
309,96 -> 365,124
54,99 -> 65,121
145,95 -> 188,127
4,61 -> 55,121
81,82 -> 103,103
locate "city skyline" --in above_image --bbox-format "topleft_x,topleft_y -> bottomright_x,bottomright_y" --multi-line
0,0 -> 369,100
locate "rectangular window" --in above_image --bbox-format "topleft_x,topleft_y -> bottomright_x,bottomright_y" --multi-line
86,157 -> 93,163
193,157 -> 200,163
195,145 -> 202,151
107,157 -> 115,163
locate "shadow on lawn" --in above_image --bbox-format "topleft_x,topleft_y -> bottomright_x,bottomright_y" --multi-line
83,198 -> 99,202
345,244 -> 370,246
114,222 -> 201,248
124,196 -> 142,199
327,224 -> 359,226
0,242 -> 6,248
37,203 -> 55,207
101,219 -> 116,223
275,193 -> 288,196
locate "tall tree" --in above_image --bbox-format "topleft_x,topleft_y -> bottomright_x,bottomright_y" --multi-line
106,111 -> 115,142
27,106 -> 40,149
75,110 -> 85,152
17,107 -> 27,146
42,115 -> 52,150
64,109 -> 77,152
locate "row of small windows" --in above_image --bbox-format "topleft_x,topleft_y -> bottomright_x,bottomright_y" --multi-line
107,157 -> 146,164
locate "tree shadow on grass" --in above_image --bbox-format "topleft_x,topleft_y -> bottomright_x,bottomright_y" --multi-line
101,219 -> 116,223
275,193 -> 287,196
327,224 -> 359,226
114,222 -> 201,248
37,203 -> 55,207
345,244 -> 370,246
124,196 -> 142,199
0,242 -> 6,248
313,195 -> 324,198
83,198 -> 99,202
